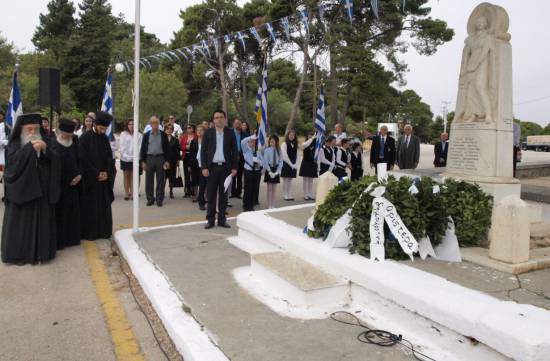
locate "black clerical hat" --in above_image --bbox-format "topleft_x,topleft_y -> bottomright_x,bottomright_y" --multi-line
17,113 -> 42,125
95,111 -> 113,127
58,118 -> 76,133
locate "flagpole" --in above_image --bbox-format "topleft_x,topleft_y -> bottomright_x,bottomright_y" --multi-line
132,0 -> 141,232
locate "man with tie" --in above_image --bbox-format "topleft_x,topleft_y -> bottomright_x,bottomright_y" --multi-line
434,132 -> 449,168
396,124 -> 421,170
200,110 -> 239,229
370,125 -> 396,173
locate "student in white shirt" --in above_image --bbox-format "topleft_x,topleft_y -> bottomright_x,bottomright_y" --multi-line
119,119 -> 143,200
318,136 -> 336,175
262,135 -> 283,209
280,130 -> 299,201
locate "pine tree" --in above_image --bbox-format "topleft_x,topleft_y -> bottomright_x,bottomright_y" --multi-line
63,0 -> 115,111
32,0 -> 76,61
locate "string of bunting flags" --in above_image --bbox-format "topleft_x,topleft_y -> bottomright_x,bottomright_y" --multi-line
115,0 -> 408,72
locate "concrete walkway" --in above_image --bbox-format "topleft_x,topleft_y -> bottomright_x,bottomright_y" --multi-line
134,222 -> 412,361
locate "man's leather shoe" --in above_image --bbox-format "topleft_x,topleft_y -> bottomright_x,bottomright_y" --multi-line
146,200 -> 154,206
218,222 -> 231,229
204,223 -> 215,229
157,202 -> 163,207
199,205 -> 206,211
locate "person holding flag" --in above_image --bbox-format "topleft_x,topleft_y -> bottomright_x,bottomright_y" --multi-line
299,132 -> 318,200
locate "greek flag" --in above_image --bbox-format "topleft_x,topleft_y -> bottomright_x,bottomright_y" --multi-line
370,0 -> 379,19
300,10 -> 310,34
202,39 -> 211,58
266,22 -> 277,43
318,4 -> 328,31
281,17 -> 291,40
255,64 -> 268,148
401,0 -> 406,12
237,32 -> 247,51
342,0 -> 354,24
249,27 -> 262,44
101,72 -> 113,138
314,87 -> 326,161
6,69 -> 22,128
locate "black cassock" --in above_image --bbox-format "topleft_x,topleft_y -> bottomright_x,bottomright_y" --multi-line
51,137 -> 81,249
1,141 -> 60,264
79,130 -> 115,240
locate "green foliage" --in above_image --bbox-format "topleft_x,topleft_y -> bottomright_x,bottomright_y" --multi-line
116,70 -> 189,128
440,179 -> 493,247
311,175 -> 493,260
63,0 -> 116,111
519,121 -> 543,140
32,0 -> 76,61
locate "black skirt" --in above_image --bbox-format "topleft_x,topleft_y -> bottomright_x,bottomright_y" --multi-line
264,166 -> 280,184
120,160 -> 133,171
281,162 -> 297,178
299,160 -> 317,178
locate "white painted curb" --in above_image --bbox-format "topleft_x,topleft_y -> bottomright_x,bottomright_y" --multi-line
115,227 -> 229,361
237,206 -> 550,361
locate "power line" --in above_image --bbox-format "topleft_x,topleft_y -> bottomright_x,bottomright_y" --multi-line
514,95 -> 550,106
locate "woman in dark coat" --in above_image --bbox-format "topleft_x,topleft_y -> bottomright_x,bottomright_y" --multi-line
164,123 -> 181,199
350,142 -> 364,181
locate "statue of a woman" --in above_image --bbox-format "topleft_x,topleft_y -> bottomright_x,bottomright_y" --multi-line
455,16 -> 496,123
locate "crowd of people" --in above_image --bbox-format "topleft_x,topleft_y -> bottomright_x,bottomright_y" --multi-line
0,106 -> 451,265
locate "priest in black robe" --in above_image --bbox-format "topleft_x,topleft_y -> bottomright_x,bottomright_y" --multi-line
51,118 -> 82,249
1,113 -> 60,264
79,111 -> 115,240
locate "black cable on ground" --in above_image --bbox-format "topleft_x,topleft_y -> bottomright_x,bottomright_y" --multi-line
330,311 -> 437,361
110,240 -> 172,361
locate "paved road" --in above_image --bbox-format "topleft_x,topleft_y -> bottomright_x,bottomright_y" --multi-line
1,144 -> 549,361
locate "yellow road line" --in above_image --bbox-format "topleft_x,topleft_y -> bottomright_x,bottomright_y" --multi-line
82,241 -> 145,361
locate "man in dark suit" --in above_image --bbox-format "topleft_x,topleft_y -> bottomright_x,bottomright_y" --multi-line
230,118 -> 244,199
140,116 -> 169,207
396,124 -> 421,170
201,110 -> 239,229
370,125 -> 396,173
433,132 -> 449,168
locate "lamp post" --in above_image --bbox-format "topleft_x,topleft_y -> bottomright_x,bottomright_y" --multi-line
132,0 -> 141,232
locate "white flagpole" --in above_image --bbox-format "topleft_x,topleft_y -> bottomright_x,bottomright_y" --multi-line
132,0 -> 141,232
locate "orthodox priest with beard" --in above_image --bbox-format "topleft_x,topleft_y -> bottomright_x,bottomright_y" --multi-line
79,111 -> 115,240
51,118 -> 82,249
1,113 -> 60,264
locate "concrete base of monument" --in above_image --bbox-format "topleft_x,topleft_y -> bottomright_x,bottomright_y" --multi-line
234,204 -> 550,361
462,246 -> 550,274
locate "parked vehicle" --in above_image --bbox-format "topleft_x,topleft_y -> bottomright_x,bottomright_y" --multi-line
377,123 -> 400,139
523,135 -> 550,152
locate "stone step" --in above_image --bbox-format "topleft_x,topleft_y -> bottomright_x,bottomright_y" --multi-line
250,252 -> 349,309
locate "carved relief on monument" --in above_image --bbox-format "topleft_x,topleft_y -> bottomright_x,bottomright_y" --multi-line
453,3 -> 511,124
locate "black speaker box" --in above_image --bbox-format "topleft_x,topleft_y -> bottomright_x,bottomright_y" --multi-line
38,68 -> 60,110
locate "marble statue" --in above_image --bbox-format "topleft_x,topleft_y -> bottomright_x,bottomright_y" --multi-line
454,3 -> 510,124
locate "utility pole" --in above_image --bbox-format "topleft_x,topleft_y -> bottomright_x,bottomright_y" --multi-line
441,101 -> 452,133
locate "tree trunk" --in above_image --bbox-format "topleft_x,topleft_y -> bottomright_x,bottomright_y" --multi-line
286,43 -> 309,134
340,82 -> 353,125
328,31 -> 338,128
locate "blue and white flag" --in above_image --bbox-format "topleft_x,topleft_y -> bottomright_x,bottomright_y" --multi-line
175,48 -> 189,61
6,69 -> 22,128
184,47 -> 195,61
213,38 -> 220,57
342,0 -> 354,24
314,87 -> 326,161
266,22 -> 277,43
371,0 -> 379,19
193,44 -> 205,57
167,51 -> 180,61
255,64 -> 268,148
237,32 -> 247,51
300,10 -> 310,34
202,39 -> 211,58
160,52 -> 172,61
101,72 -> 113,138
401,0 -> 406,12
281,17 -> 291,40
224,34 -> 232,44
318,4 -> 328,31
249,27 -> 262,44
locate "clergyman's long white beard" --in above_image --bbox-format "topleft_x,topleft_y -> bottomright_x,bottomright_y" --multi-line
21,133 -> 42,146
56,134 -> 73,148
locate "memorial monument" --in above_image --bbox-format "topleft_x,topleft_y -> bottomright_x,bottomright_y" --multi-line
445,3 -> 531,268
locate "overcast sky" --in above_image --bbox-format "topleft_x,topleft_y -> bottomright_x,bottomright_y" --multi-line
1,0 -> 549,125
